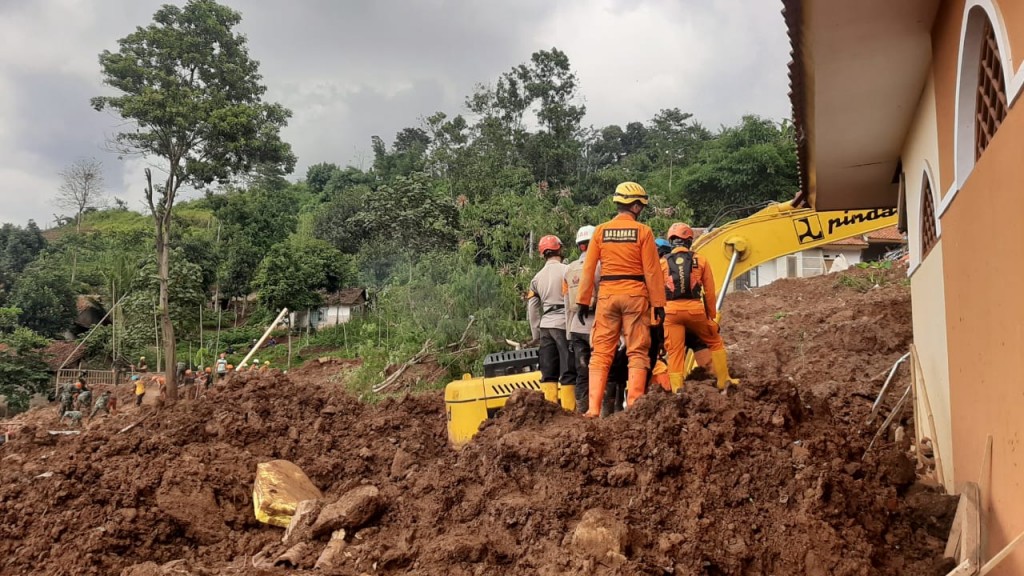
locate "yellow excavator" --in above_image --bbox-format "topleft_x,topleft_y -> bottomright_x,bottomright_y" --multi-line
445,201 -> 900,446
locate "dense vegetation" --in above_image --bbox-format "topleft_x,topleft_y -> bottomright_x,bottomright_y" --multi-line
0,1 -> 797,411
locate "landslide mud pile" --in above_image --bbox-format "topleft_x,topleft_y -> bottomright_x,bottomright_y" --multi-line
0,268 -> 956,575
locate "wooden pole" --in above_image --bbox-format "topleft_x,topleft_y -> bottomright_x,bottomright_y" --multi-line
911,344 -> 945,487
237,308 -> 288,369
287,331 -> 292,371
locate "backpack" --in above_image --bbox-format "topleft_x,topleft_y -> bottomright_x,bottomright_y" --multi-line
665,251 -> 703,300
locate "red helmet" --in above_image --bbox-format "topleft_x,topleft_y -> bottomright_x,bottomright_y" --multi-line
538,235 -> 562,255
667,223 -> 694,241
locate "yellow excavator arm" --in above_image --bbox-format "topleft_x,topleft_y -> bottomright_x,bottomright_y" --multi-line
683,201 -> 898,376
692,201 -> 899,292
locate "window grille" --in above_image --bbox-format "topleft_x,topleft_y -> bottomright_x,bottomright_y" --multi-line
921,180 -> 938,259
975,19 -> 1007,160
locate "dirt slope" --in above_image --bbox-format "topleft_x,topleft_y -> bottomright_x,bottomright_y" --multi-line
0,268 -> 955,576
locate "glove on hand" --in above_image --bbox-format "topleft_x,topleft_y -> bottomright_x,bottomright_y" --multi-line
653,307 -> 666,324
577,304 -> 591,326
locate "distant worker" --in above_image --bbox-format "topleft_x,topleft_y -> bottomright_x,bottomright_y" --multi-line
563,225 -> 596,413
137,356 -> 148,373
260,361 -> 270,372
528,235 -> 575,407
89,391 -> 114,420
57,381 -> 75,417
576,182 -> 666,416
216,353 -> 228,381
661,222 -> 739,392
133,375 -> 146,407
74,377 -> 92,412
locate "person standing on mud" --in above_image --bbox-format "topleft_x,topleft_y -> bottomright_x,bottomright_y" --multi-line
216,353 -> 228,382
133,375 -> 146,407
576,182 -> 666,417
74,377 -> 92,412
57,381 -> 75,417
563,225 -> 596,413
661,223 -> 739,392
528,235 -> 575,408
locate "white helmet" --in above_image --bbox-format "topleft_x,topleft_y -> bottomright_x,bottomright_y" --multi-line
575,225 -> 595,245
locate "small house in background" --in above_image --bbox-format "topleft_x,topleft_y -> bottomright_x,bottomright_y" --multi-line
289,288 -> 368,331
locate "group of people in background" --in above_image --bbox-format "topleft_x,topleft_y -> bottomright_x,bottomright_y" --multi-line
529,181 -> 740,417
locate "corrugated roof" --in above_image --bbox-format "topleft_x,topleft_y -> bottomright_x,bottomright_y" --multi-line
323,288 -> 367,307
783,0 -> 810,207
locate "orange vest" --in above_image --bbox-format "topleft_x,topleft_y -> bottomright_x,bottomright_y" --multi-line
577,214 -> 666,307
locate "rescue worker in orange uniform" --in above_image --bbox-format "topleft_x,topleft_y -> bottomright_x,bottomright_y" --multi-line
661,222 -> 739,392
576,182 -> 666,417
528,235 -> 575,406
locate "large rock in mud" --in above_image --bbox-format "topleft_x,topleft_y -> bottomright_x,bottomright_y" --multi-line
253,460 -> 323,527
311,485 -> 381,537
571,508 -> 629,560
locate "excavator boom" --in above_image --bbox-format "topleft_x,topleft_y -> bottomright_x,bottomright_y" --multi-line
693,201 -> 899,295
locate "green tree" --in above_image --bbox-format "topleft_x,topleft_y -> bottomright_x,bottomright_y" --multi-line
0,221 -> 47,301
91,0 -> 296,399
305,162 -> 341,196
8,265 -> 77,338
254,237 -> 352,312
679,115 -> 798,225
0,308 -> 50,414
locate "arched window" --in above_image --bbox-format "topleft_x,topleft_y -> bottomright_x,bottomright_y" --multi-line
975,18 -> 1008,159
955,5 -> 1013,187
921,177 -> 938,259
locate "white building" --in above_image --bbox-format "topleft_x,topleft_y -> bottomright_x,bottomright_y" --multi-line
289,288 -> 368,331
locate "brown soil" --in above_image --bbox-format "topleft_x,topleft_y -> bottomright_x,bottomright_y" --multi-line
0,267 -> 956,576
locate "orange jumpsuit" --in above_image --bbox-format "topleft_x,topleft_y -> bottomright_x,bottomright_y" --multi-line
577,213 -> 666,413
661,246 -> 724,390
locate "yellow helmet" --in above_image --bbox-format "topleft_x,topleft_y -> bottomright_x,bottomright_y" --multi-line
612,182 -> 648,205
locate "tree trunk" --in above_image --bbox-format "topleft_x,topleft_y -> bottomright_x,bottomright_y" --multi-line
156,214 -> 179,401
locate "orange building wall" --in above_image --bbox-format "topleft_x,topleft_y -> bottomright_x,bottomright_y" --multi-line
932,0 -> 966,196
941,102 -> 1024,575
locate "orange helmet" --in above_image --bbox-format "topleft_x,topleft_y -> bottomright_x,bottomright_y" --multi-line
538,235 -> 562,255
667,222 -> 694,241
204,367 -> 212,374
226,364 -> 235,371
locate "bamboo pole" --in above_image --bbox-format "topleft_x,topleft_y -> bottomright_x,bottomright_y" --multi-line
237,308 -> 288,369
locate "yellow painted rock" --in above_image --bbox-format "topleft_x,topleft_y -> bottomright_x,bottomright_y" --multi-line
253,460 -> 323,527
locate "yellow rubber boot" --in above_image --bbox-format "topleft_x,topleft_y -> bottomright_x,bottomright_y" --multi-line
540,381 -> 559,403
625,368 -> 647,408
669,373 -> 685,394
710,349 -> 739,391
558,384 -> 576,412
585,369 -> 608,418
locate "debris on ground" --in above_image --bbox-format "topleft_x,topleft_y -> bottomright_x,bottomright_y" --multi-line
0,268 -> 956,575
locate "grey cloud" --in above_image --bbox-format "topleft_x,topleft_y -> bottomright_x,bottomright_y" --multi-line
0,0 -> 792,226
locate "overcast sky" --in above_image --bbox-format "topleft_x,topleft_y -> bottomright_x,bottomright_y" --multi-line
0,0 -> 791,228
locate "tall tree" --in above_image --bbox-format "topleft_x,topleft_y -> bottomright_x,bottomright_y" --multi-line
0,222 -> 47,302
91,0 -> 296,400
56,158 -> 105,234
